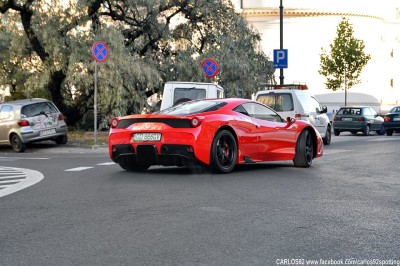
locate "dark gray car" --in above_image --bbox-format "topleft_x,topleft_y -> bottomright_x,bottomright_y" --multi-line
332,106 -> 385,136
0,98 -> 68,152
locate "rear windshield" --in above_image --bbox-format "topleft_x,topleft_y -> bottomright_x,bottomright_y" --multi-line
337,108 -> 362,115
389,106 -> 400,113
159,100 -> 227,116
256,93 -> 294,112
21,102 -> 58,118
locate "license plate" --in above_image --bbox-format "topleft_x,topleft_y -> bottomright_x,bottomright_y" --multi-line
393,117 -> 400,121
342,118 -> 352,121
40,129 -> 56,136
133,133 -> 161,142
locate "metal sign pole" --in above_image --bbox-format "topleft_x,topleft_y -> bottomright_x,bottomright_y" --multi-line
279,0 -> 284,85
91,41 -> 108,148
94,61 -> 98,146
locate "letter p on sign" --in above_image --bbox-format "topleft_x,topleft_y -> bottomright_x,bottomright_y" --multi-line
273,49 -> 288,68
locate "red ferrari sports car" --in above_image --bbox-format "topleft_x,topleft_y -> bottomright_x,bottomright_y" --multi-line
108,98 -> 323,173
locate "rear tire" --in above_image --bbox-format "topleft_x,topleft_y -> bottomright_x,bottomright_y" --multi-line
323,125 -> 331,145
293,129 -> 314,168
376,125 -> 386,135
210,130 -> 237,174
363,125 -> 370,136
55,135 -> 68,145
11,134 -> 26,153
118,157 -> 149,172
333,129 -> 340,136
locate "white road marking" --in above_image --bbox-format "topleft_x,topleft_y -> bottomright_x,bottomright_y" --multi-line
0,157 -> 49,160
323,149 -> 351,155
96,162 -> 115,166
0,167 -> 44,198
366,137 -> 400,142
64,167 -> 94,172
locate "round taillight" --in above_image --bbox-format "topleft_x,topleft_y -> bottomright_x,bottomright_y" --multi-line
191,118 -> 200,127
110,118 -> 119,128
384,116 -> 390,122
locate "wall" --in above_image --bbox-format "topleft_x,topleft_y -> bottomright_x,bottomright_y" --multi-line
239,0 -> 400,109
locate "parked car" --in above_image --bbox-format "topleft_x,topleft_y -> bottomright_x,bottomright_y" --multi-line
108,98 -> 323,174
0,98 -> 68,152
332,106 -> 385,136
254,85 -> 332,145
383,106 -> 400,136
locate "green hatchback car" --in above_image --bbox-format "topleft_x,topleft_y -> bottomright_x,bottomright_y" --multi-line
332,106 -> 385,136
0,98 -> 68,152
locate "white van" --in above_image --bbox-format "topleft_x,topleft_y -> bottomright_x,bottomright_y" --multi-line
160,81 -> 224,111
255,85 -> 331,145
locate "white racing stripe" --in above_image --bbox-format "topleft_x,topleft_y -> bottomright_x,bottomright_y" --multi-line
0,167 -> 44,198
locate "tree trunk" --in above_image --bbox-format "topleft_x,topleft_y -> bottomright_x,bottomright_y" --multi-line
48,70 -> 81,126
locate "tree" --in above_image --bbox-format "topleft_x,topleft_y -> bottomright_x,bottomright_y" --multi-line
0,0 -> 273,128
0,0 -> 106,126
319,17 -> 371,106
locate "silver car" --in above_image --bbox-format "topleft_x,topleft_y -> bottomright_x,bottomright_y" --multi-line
0,98 -> 68,152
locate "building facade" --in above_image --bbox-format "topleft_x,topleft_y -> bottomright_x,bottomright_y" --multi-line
234,0 -> 400,111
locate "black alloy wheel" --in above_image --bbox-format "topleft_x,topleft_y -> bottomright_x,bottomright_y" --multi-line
293,129 -> 314,168
210,130 -> 237,174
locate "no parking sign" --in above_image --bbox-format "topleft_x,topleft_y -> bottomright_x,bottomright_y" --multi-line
92,41 -> 109,62
201,58 -> 218,78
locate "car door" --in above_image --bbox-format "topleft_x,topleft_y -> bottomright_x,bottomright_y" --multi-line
232,104 -> 260,161
242,102 -> 296,161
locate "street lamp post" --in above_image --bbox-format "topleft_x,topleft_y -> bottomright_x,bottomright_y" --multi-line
279,0 -> 284,85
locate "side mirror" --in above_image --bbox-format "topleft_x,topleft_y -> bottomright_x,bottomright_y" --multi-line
286,116 -> 296,125
321,106 -> 328,113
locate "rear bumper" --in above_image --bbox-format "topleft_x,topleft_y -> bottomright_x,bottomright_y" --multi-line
332,121 -> 367,131
384,122 -> 400,131
110,144 -> 199,167
19,126 -> 68,143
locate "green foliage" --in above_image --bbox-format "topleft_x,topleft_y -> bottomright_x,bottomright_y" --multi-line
319,17 -> 371,92
0,0 -> 273,128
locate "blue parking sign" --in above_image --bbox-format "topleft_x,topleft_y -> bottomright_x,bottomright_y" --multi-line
273,49 -> 288,68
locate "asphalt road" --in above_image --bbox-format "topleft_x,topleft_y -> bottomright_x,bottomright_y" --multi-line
0,134 -> 399,265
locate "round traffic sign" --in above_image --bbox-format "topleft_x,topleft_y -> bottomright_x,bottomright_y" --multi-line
92,41 -> 109,62
201,58 -> 218,78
